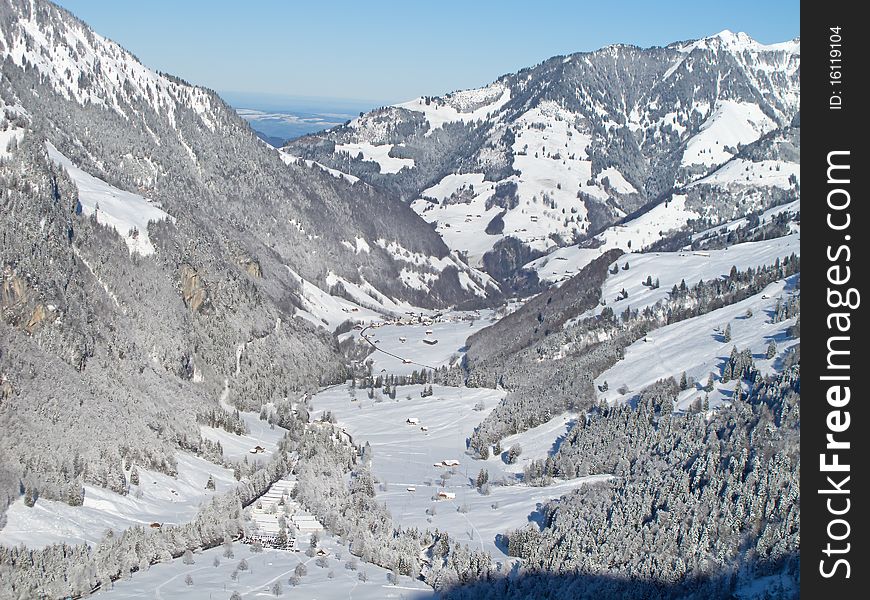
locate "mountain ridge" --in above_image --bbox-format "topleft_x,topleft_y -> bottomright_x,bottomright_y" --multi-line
286,30 -> 799,289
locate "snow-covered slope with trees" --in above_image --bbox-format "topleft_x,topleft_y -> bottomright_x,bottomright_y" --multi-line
0,0 -> 497,581
286,31 -> 799,291
0,2 -> 800,598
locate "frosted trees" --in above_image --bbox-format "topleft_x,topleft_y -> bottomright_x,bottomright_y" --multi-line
506,444 -> 522,464
182,549 -> 195,565
222,538 -> 235,559
475,469 -> 489,491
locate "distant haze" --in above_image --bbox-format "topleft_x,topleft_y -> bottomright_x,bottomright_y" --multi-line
223,92 -> 381,145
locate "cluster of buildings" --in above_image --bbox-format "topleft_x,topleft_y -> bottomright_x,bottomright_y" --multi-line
244,477 -> 324,551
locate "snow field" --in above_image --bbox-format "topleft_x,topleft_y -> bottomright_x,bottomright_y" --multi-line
526,194 -> 702,283
494,413 -> 581,476
46,142 -> 173,256
396,83 -> 511,133
0,453 -> 235,549
691,199 -> 800,242
356,313 -> 494,375
334,141 -> 415,174
595,277 -> 799,411
575,232 -> 800,321
284,266 -> 384,331
680,100 -> 776,169
312,383 -> 605,559
692,158 -> 800,190
410,175 -> 505,267
91,535 -> 433,600
198,416 -> 287,465
406,102 -> 643,263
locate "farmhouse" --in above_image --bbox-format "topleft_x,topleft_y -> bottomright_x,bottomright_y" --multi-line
437,491 -> 456,500
249,445 -> 266,454
406,417 -> 420,425
422,338 -> 438,345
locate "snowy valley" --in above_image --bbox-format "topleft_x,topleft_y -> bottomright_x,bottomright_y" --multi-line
0,1 -> 799,599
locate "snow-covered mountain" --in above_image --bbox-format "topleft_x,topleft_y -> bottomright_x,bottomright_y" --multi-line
0,0 -> 496,525
286,31 -> 799,289
0,3 -> 802,597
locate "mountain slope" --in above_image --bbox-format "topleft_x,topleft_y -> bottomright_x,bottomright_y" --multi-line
286,31 -> 799,287
0,0 -> 493,521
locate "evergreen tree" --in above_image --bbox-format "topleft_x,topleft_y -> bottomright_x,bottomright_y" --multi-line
704,373 -> 715,392
129,466 -> 139,486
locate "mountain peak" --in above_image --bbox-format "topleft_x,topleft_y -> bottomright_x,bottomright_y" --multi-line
679,29 -> 798,55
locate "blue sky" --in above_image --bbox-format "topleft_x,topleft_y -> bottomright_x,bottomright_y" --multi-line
55,0 -> 799,106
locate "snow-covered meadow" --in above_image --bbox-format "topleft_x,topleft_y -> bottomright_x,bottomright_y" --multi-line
91,535 -> 433,600
356,312 -> 495,374
0,453 -> 235,549
312,381 -> 607,560
595,277 -> 799,411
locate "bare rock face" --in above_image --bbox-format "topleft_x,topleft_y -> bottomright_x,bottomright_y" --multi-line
180,264 -> 208,312
240,257 -> 262,278
25,303 -> 50,334
0,376 -> 12,402
1,267 -> 28,310
2,268 -> 51,333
